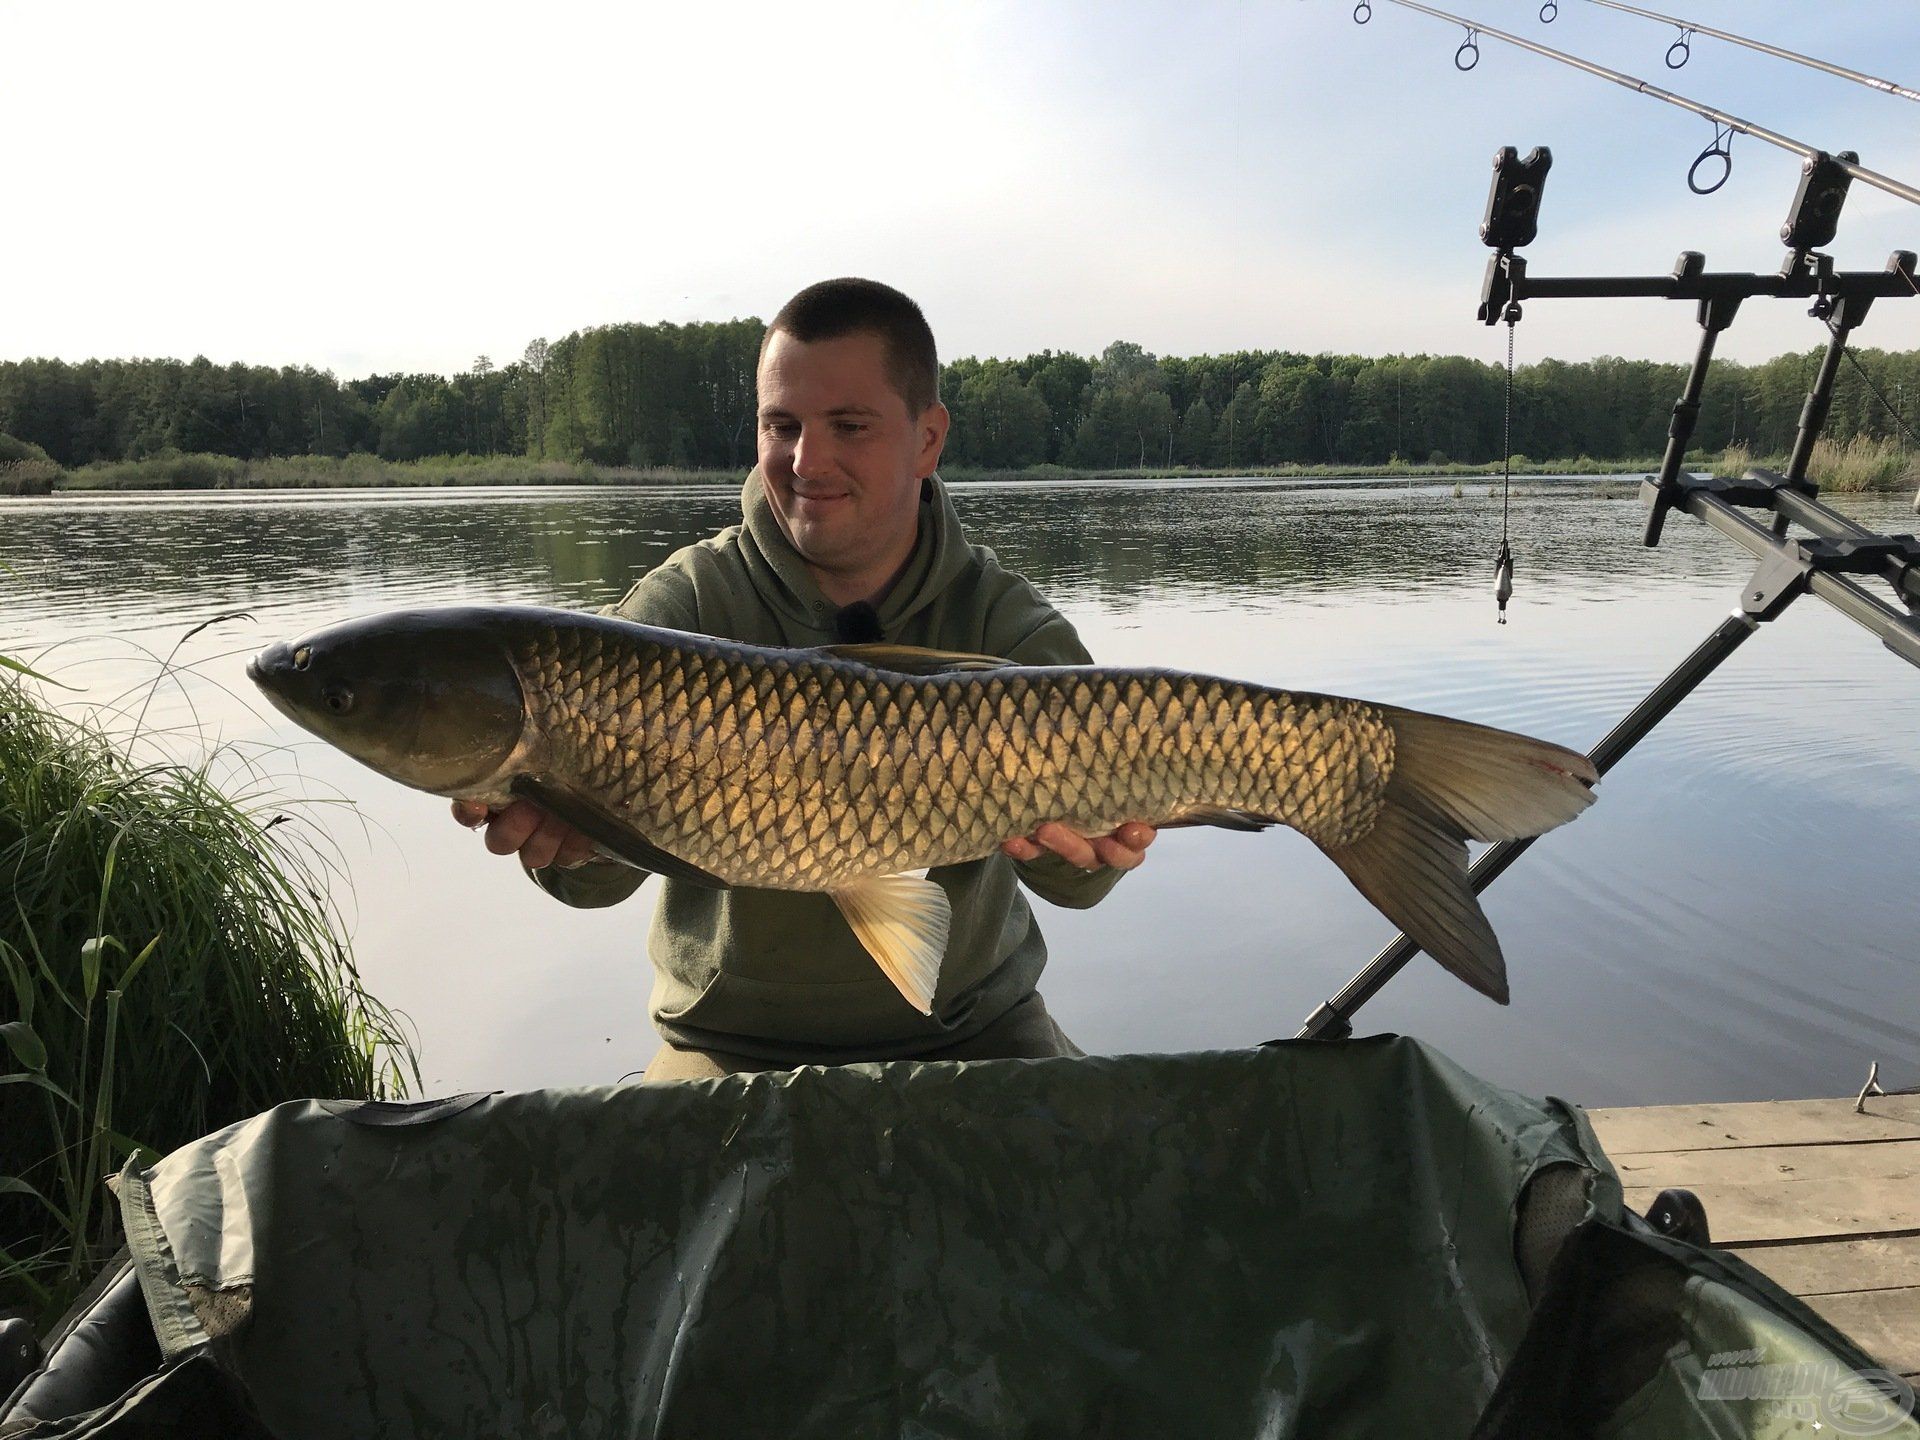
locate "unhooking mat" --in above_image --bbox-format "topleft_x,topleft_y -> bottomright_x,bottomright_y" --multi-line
5,1036 -> 1915,1438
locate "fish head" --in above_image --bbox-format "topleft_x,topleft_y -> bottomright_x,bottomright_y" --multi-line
247,611 -> 527,795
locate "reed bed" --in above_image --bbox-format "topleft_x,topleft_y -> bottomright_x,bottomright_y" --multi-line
0,437 -> 58,496
0,672 -> 414,1331
0,461 -> 57,497
1716,437 -> 1918,493
54,452 -> 736,490
30,450 -> 1685,494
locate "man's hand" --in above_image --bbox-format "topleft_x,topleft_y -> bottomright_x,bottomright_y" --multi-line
451,798 -> 599,871
1001,820 -> 1156,872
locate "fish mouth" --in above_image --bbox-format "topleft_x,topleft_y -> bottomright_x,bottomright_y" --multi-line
247,639 -> 318,689
245,641 -> 314,727
246,642 -> 288,688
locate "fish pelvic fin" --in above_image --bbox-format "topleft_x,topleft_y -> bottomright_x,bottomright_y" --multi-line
830,870 -> 952,1015
1321,709 -> 1598,1005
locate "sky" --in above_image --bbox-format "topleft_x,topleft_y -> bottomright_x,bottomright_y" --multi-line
7,0 -> 1920,378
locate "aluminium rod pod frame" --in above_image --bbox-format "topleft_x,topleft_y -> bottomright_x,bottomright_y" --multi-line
1289,146 -> 1920,1043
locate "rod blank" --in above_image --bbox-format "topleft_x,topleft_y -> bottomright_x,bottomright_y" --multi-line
1379,0 -> 1920,208
1584,1 -> 1920,105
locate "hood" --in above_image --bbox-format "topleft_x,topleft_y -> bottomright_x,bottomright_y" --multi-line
737,467 -> 979,638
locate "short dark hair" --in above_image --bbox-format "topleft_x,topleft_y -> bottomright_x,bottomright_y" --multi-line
763,278 -> 939,414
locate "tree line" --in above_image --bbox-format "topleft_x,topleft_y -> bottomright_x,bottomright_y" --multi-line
3,321 -> 1916,472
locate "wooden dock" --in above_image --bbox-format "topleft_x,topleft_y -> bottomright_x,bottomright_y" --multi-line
1588,1091 -> 1920,1380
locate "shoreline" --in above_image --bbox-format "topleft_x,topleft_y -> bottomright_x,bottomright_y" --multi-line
8,454 -> 1679,497
5,447 -> 1914,498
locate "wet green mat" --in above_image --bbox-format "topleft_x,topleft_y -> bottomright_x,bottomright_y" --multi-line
16,1037 -> 1908,1437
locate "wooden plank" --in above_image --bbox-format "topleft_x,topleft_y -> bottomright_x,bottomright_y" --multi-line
1610,1139 -> 1920,1190
1727,1236 -> 1920,1298
1587,1094 -> 1920,1155
1589,1097 -> 1920,1378
1803,1288 -> 1920,1379
1619,1177 -> 1920,1245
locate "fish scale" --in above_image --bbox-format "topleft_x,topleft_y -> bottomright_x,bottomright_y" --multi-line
505,620 -> 1394,891
251,604 -> 1599,1008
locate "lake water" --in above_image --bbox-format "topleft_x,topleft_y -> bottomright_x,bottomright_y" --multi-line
5,479 -> 1917,1107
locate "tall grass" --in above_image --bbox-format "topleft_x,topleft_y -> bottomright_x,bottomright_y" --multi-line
1717,437 -> 1917,493
0,673 -> 415,1331
0,436 -> 58,496
0,461 -> 57,497
37,449 -> 1687,493
1815,437 -> 1918,493
55,452 -> 738,490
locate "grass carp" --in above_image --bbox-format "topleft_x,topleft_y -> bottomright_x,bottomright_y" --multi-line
248,605 -> 1598,1013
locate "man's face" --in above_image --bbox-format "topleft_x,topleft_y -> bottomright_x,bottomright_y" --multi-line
756,329 -> 949,593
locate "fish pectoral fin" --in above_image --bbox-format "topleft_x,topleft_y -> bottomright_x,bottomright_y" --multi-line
815,642 -> 1016,675
509,775 -> 731,890
830,871 -> 951,1015
1156,805 -> 1277,834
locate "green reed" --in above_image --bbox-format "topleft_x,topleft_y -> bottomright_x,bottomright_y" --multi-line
0,673 -> 415,1331
1717,437 -> 1918,493
52,452 -> 734,490
34,449 -> 1692,494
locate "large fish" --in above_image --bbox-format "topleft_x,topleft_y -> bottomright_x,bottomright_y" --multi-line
248,605 -> 1597,1012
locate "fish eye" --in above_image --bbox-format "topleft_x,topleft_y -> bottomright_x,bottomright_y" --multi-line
321,684 -> 354,715
293,647 -> 312,671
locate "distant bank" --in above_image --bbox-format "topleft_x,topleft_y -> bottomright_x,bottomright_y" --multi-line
1,438 -> 1913,497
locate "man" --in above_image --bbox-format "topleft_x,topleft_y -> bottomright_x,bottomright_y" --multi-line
454,278 -> 1153,1078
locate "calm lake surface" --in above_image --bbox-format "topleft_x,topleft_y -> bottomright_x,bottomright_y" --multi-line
5,479 -> 1917,1107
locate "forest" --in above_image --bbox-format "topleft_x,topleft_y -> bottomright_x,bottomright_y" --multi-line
2,319 -> 1916,475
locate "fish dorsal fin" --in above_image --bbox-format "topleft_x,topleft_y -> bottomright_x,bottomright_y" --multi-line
816,642 -> 1016,676
829,871 -> 951,1014
510,775 -> 731,890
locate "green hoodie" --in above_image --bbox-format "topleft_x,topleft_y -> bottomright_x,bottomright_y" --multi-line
533,469 -> 1123,1063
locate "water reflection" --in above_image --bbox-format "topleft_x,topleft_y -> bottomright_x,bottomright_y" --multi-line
8,479 -> 1747,620
4,481 -> 1916,1106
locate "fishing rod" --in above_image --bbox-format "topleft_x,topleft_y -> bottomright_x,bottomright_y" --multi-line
1358,0 -> 1920,205
1564,1 -> 1920,104
1290,143 -> 1920,1043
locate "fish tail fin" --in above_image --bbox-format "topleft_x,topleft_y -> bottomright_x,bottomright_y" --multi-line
1319,709 -> 1597,1004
